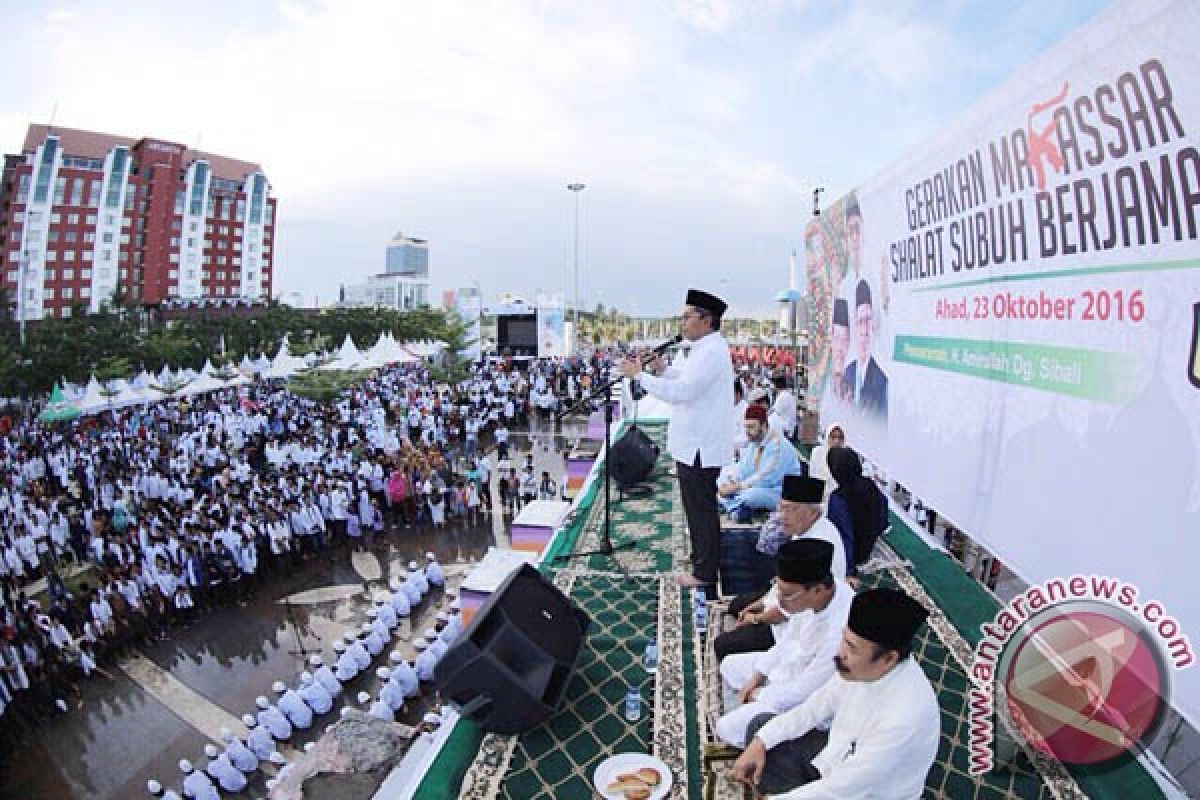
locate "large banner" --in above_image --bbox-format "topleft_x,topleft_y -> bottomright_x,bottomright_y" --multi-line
807,0 -> 1200,726
536,293 -> 567,358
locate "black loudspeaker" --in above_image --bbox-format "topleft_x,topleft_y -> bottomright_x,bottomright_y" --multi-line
434,564 -> 591,734
610,425 -> 658,489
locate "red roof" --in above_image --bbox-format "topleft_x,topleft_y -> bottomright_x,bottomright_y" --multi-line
21,124 -> 265,183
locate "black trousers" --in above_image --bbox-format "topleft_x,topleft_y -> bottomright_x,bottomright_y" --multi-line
677,455 -> 721,587
746,715 -> 826,795
713,621 -> 775,661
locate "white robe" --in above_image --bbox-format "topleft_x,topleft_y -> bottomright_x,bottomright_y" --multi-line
754,658 -> 940,800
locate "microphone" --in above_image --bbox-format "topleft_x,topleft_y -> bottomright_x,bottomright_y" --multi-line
629,335 -> 682,400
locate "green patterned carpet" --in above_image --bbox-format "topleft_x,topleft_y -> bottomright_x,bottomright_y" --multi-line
415,420 -> 1160,799
493,575 -> 657,799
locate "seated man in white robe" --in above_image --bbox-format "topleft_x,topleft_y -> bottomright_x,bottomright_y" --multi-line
732,588 -> 940,799
716,539 -> 852,748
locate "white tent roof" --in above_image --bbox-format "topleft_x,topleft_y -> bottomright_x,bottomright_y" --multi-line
266,338 -> 308,379
179,372 -> 227,397
320,334 -> 380,371
78,376 -> 112,415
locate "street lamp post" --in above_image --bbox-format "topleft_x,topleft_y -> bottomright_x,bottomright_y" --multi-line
567,182 -> 585,354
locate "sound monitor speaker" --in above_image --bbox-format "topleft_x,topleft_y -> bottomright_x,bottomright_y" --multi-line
434,564 -> 591,734
610,425 -> 658,489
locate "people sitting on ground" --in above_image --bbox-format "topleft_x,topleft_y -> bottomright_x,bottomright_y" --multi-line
718,405 -> 802,523
714,475 -> 846,661
806,422 -> 844,498
716,539 -> 853,748
825,446 -> 889,581
732,587 -> 939,799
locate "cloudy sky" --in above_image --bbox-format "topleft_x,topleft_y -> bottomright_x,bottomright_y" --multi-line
1,0 -> 1108,315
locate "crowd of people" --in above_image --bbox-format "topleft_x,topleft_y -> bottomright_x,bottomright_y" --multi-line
0,350 -> 612,765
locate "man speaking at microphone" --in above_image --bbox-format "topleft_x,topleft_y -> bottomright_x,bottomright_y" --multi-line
620,289 -> 734,594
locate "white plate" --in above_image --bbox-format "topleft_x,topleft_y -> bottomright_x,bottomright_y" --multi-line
592,753 -> 673,799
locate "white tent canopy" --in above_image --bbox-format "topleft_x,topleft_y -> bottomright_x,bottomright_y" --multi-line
320,334 -> 381,370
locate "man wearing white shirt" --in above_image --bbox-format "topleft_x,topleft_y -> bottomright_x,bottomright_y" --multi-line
716,539 -> 852,748
715,475 -> 846,661
733,587 -> 938,799
620,288 -> 733,593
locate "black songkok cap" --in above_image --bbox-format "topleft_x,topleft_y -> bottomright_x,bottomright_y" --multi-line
776,538 -> 833,584
782,474 -> 824,503
855,279 -> 872,308
848,588 -> 928,651
685,289 -> 728,319
833,297 -> 849,327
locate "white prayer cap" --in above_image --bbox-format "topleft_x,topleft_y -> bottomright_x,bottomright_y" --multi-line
178,759 -> 193,773
256,696 -> 270,709
374,597 -> 386,605
309,654 -> 323,667
332,641 -> 346,652
344,630 -> 357,641
304,742 -> 316,753
366,608 -> 378,619
407,561 -> 419,570
220,727 -> 233,741
204,743 -> 219,759
436,612 -> 449,623
423,712 -> 441,725
357,691 -> 371,704
266,779 -> 278,790
389,650 -> 404,663
414,640 -> 428,651
339,706 -> 353,718
270,751 -> 286,765
242,714 -> 257,727
425,552 -> 436,561
389,577 -> 402,590
361,622 -> 372,632
424,628 -> 438,640
146,779 -> 162,794
272,681 -> 287,693
300,671 -> 313,684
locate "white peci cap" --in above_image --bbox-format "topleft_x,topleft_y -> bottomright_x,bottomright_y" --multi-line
366,608 -> 378,618
178,759 -> 193,773
425,552 -> 436,560
242,714 -> 257,727
333,641 -> 346,652
389,651 -> 404,663
304,742 -> 316,753
376,667 -> 390,679
357,691 -> 371,704
256,696 -> 270,709
204,743 -> 219,759
308,654 -> 323,667
408,561 -> 419,570
272,681 -> 287,693
220,727 -> 233,741
146,779 -> 162,794
300,671 -> 313,684
424,628 -> 438,639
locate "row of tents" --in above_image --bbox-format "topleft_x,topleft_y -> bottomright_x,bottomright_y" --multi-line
36,333 -> 446,422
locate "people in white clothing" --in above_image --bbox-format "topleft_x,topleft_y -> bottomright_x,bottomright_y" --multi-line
424,552 -> 444,586
204,742 -> 248,792
298,670 -> 334,714
255,694 -> 293,741
242,713 -> 286,765
414,639 -> 438,682
732,587 -> 939,799
275,679 -> 314,729
309,653 -> 343,697
178,758 -> 220,800
716,539 -> 852,747
220,726 -> 259,774
388,650 -> 420,698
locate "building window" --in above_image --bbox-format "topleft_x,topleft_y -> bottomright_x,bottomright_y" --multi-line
43,288 -> 54,299
85,213 -> 97,225
60,306 -> 70,318
102,250 -> 111,262
174,190 -> 185,214
68,213 -> 80,225
120,234 -> 130,245
50,212 -> 61,224
63,251 -> 75,262
64,231 -> 77,243
81,287 -> 91,298
48,230 -> 59,243
6,270 -> 17,282
82,252 -> 93,262
62,268 -> 73,280
53,176 -> 66,204
84,232 -> 95,243
69,178 -> 84,206
88,180 -> 101,207
102,232 -> 113,244
45,251 -> 57,262
44,268 -> 56,280
16,173 -> 30,203
81,268 -> 91,279
168,269 -> 178,279
62,287 -> 73,299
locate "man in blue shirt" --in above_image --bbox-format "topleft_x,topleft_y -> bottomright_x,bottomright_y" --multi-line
718,404 -> 801,522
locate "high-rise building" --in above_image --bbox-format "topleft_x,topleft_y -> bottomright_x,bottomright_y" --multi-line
0,124 -> 276,321
384,232 -> 428,278
342,231 -> 430,311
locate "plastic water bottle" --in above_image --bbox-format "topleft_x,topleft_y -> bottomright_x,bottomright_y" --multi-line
642,640 -> 659,674
624,685 -> 642,722
696,604 -> 709,636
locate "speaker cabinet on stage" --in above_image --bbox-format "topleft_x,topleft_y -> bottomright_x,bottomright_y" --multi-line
434,564 -> 591,734
610,425 -> 658,489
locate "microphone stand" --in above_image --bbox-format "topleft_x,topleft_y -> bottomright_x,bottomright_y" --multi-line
553,366 -> 638,571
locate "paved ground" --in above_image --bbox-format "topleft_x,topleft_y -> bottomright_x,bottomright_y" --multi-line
1,413 -> 590,800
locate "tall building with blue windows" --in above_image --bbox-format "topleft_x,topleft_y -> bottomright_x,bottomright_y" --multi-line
342,231 -> 431,311
0,124 -> 276,321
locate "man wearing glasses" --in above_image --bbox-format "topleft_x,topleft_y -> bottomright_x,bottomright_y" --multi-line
620,289 -> 734,595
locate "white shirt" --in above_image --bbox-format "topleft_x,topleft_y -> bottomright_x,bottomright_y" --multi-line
755,658 -> 940,800
638,331 -> 734,467
752,580 -> 853,711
